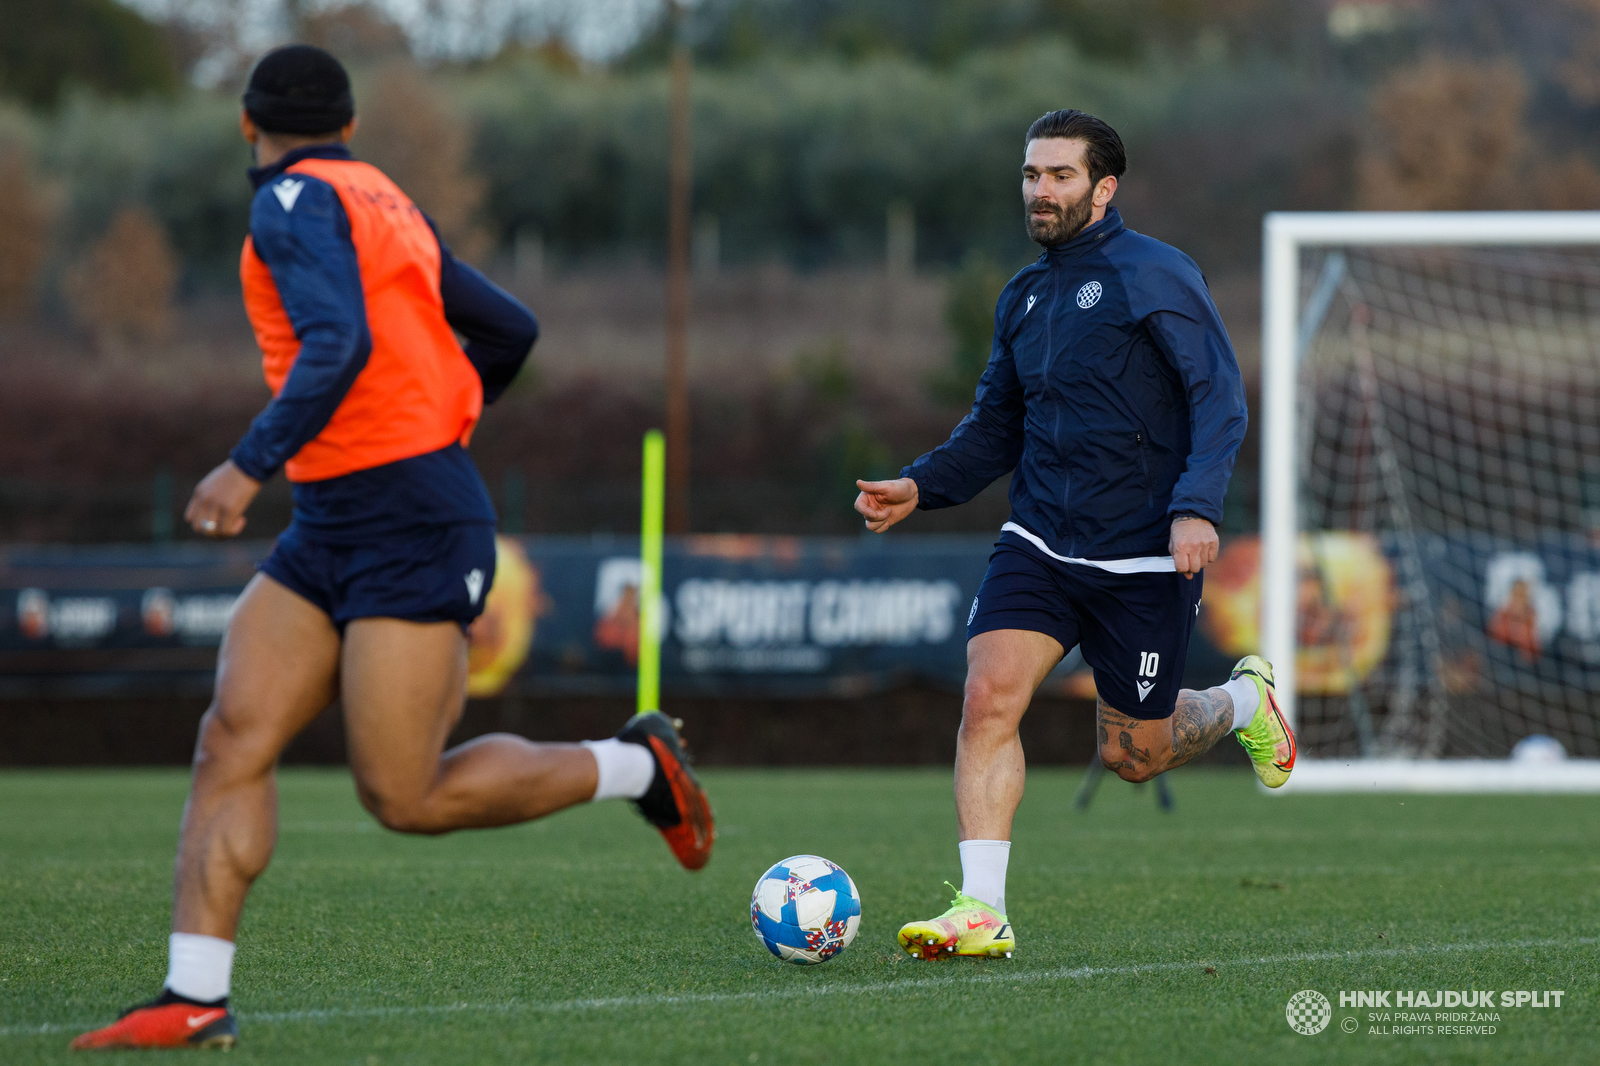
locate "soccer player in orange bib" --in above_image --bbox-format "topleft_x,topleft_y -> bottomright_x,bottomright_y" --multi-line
71,46 -> 712,1052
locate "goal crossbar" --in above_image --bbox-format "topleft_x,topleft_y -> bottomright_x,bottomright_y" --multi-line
1260,211 -> 1600,739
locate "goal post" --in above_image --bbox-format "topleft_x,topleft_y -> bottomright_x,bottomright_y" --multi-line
1260,211 -> 1600,788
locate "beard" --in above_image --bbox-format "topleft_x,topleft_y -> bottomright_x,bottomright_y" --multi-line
1025,187 -> 1095,246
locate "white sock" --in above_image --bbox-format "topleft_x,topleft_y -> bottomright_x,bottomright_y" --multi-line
164,932 -> 235,1003
1223,677 -> 1260,730
581,738 -> 656,801
958,839 -> 1011,915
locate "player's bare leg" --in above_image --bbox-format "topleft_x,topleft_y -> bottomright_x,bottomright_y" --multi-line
1096,690 -> 1235,783
71,575 -> 339,1049
341,621 -> 713,864
1097,655 -> 1294,788
173,574 -> 341,942
340,617 -> 598,832
953,629 -> 1064,840
900,629 -> 1061,960
73,582 -> 713,1050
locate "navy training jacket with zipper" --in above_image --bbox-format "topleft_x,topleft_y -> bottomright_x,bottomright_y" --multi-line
902,206 -> 1247,560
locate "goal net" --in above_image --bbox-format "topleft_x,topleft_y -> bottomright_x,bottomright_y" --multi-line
1261,213 -> 1600,779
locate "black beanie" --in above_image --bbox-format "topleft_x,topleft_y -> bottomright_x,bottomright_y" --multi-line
242,45 -> 354,135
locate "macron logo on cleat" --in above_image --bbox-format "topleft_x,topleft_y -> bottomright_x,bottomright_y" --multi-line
464,569 -> 484,605
272,178 -> 305,212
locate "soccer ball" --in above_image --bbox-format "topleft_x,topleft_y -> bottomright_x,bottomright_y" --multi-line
749,855 -> 861,964
1511,734 -> 1567,762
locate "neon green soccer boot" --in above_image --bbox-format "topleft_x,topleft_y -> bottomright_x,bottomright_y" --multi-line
1231,655 -> 1296,788
897,883 -> 1015,960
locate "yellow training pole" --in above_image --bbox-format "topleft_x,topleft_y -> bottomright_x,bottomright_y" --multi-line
638,429 -> 666,713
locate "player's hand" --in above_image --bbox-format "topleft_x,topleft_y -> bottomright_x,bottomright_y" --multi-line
855,477 -> 919,533
185,460 -> 260,539
1169,515 -> 1218,579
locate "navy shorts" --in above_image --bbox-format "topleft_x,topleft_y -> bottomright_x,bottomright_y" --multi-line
261,521 -> 497,631
967,539 -> 1202,719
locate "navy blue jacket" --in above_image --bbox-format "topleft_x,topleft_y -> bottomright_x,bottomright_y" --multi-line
903,207 -> 1247,560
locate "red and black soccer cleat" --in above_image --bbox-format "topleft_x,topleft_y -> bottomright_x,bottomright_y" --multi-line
617,711 -> 715,870
70,993 -> 238,1051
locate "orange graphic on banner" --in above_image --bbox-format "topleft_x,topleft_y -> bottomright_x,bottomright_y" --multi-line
1203,533 -> 1395,695
466,536 -> 547,697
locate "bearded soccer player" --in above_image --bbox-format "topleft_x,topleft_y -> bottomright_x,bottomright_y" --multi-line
71,46 -> 713,1051
854,110 -> 1293,962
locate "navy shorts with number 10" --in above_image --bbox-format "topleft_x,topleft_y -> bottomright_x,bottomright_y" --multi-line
966,533 -> 1202,719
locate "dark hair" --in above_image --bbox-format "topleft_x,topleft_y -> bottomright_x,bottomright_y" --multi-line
1025,109 -> 1127,186
243,45 -> 354,136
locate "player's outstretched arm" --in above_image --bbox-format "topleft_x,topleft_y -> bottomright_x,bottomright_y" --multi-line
855,477 -> 919,533
185,459 -> 261,538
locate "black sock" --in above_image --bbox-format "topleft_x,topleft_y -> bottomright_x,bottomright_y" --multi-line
156,987 -> 228,1010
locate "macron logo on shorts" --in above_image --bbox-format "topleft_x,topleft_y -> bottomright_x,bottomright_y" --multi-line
1136,650 -> 1160,702
465,568 -> 484,605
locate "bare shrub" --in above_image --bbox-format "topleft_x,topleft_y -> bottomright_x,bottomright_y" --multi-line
63,205 -> 178,349
1534,153 -> 1600,209
303,2 -> 411,64
352,62 -> 488,262
1357,57 -> 1529,211
1558,0 -> 1600,107
0,146 -> 50,318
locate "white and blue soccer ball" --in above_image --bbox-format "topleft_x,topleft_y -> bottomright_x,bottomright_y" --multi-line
749,855 -> 861,964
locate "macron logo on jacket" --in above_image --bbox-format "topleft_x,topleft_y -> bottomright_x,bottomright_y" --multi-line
272,179 -> 305,212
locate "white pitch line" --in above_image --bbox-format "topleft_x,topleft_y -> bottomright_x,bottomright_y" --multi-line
4,935 -> 1592,1039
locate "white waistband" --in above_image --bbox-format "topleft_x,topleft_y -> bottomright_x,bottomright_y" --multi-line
1001,522 -> 1177,574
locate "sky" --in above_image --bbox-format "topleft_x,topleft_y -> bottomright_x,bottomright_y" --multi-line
122,0 -> 671,79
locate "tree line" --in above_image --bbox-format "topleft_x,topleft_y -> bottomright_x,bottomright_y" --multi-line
1,0 -> 1598,316
3,0 -> 1600,539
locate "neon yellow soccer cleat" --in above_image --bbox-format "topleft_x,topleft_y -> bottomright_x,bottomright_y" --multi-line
1231,655 -> 1296,788
897,883 -> 1015,960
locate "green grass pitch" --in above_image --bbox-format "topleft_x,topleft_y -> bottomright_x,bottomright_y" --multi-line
1,767 -> 1596,1064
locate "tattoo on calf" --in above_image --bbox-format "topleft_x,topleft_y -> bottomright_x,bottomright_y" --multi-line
1170,688 -> 1234,762
1118,730 -> 1150,766
1097,699 -> 1152,770
1097,703 -> 1143,730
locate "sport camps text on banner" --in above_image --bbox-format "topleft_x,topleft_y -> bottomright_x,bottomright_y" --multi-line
6,532 -> 1600,707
